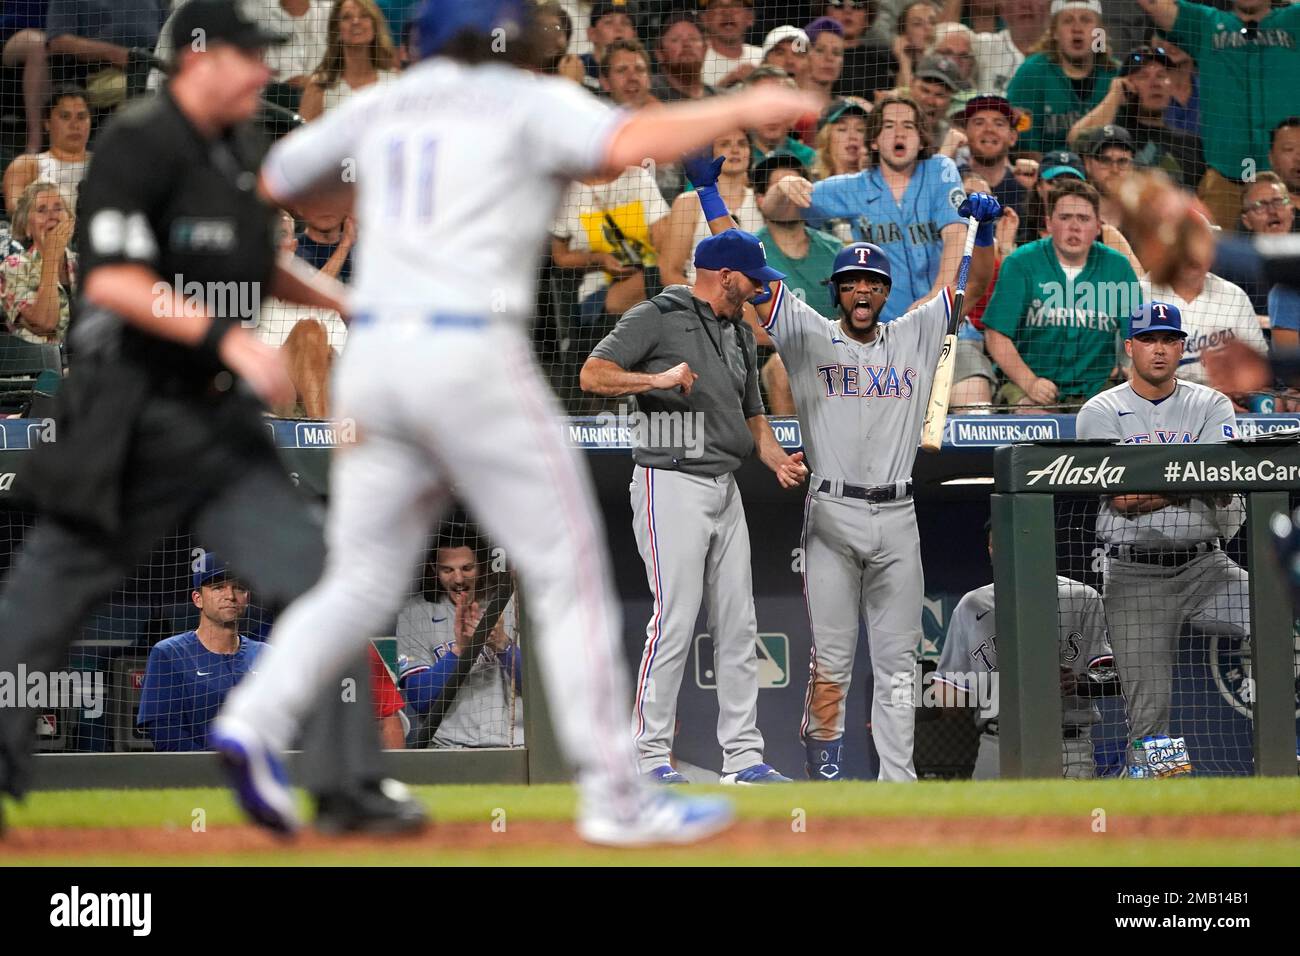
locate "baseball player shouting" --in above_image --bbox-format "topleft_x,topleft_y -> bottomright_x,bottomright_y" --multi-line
213,0 -> 820,846
581,230 -> 808,787
1076,302 -> 1245,768
686,154 -> 1001,781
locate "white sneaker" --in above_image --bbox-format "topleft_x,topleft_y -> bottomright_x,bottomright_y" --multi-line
210,715 -> 301,835
577,792 -> 734,847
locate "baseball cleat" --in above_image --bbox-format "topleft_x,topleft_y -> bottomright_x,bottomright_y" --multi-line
314,778 -> 429,836
577,792 -> 734,847
210,716 -> 301,836
720,763 -> 792,785
805,738 -> 844,781
645,765 -> 690,784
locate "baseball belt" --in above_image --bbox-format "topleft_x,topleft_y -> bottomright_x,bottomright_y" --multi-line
814,478 -> 913,502
1107,538 -> 1221,568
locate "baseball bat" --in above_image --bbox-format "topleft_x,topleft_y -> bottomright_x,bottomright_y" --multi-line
920,216 -> 979,453
411,569 -> 516,748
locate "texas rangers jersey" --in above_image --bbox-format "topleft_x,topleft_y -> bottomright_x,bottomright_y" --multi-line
1077,379 -> 1244,548
261,60 -> 621,325
935,577 -> 1114,728
396,595 -> 524,748
764,283 -> 950,485
801,157 -> 966,324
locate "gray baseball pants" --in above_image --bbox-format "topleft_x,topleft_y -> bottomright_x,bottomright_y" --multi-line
799,489 -> 922,782
629,465 -> 765,775
1103,548 -> 1249,745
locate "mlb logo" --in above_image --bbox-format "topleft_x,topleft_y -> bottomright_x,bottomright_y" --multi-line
36,713 -> 57,737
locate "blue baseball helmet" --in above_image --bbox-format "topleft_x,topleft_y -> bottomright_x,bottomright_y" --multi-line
414,0 -> 526,60
827,242 -> 891,306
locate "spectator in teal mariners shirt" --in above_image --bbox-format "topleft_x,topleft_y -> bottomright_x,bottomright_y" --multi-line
137,554 -> 265,751
1006,0 -> 1120,156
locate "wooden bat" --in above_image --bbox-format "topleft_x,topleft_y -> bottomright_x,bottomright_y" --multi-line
920,216 -> 980,453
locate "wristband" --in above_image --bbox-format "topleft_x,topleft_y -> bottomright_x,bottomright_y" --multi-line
198,317 -> 236,363
697,183 -> 729,222
974,219 -> 996,247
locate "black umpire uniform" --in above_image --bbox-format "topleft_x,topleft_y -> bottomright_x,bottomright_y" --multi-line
0,1 -> 399,829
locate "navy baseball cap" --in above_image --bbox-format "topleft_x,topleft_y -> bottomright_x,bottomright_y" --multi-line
1128,301 -> 1187,338
193,552 -> 232,590
1040,149 -> 1086,181
694,229 -> 785,284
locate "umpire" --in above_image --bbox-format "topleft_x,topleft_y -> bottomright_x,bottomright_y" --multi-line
0,0 -> 422,835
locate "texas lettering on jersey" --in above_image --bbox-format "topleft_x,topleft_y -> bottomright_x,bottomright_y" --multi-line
1121,429 -> 1195,444
815,363 -> 919,399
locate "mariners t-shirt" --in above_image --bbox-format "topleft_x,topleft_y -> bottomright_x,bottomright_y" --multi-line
136,631 -> 265,751
1169,0 -> 1300,178
982,238 -> 1141,398
754,225 -> 843,320
801,157 -> 965,323
1006,54 -> 1118,155
936,577 -> 1114,729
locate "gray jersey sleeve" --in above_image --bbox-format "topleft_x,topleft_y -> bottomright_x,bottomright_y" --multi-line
892,288 -> 953,371
1062,582 -> 1113,677
1201,390 -> 1238,442
766,280 -> 831,360
590,301 -> 663,370
936,596 -> 977,687
1075,394 -> 1124,441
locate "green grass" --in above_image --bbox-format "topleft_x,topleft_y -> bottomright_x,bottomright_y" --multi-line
5,839 -> 1300,868
8,778 -> 1300,830
5,779 -> 1298,866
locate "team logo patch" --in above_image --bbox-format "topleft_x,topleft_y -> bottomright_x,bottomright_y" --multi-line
1211,622 -> 1300,719
949,187 -> 967,213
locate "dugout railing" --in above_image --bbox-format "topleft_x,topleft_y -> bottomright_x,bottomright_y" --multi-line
991,441 -> 1299,779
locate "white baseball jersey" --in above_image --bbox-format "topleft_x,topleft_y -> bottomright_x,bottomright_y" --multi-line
936,577 -> 1114,728
1142,275 -> 1268,385
764,283 -> 951,485
1077,379 -> 1244,547
261,60 -> 623,325
396,595 -> 524,748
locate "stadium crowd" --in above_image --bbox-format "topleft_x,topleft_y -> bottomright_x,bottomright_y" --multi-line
1,0 -> 1298,417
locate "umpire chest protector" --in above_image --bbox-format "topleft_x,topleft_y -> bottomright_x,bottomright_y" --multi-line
74,85 -> 278,388
30,86 -> 282,533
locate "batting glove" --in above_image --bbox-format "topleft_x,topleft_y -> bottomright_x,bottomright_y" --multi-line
958,192 -> 1002,247
683,151 -> 729,222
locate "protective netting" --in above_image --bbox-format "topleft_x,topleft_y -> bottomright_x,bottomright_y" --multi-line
0,1 -> 1297,768
3,0 -> 1296,416
0,506 -> 523,753
1052,491 -> 1292,777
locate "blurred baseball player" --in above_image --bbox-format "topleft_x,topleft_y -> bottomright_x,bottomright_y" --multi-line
212,0 -> 819,845
685,154 -> 1001,780
934,522 -> 1117,779
1076,302 -> 1245,768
